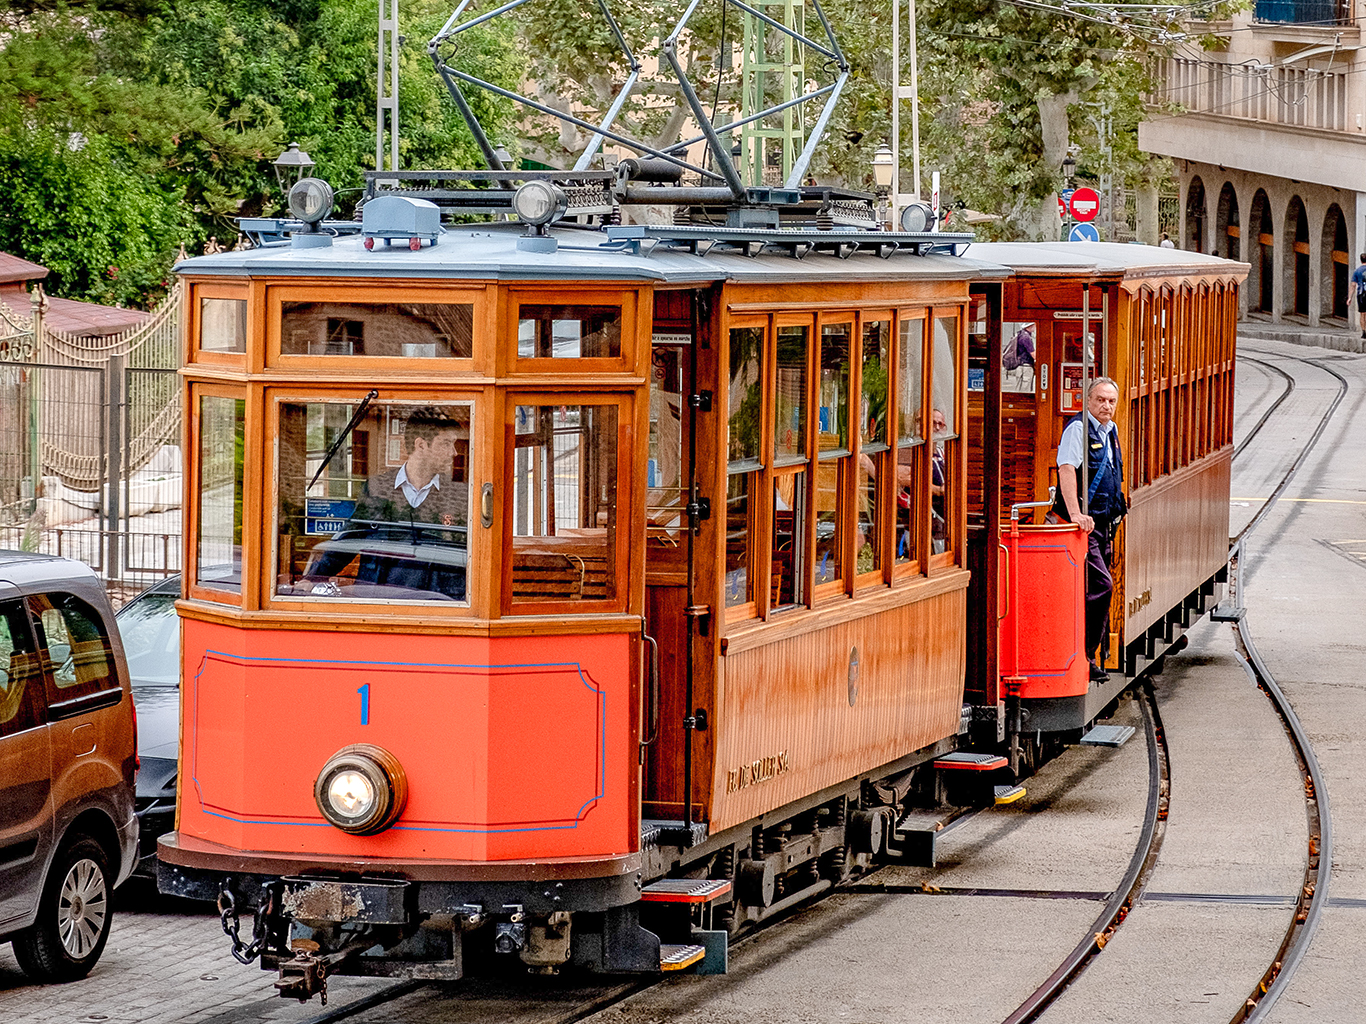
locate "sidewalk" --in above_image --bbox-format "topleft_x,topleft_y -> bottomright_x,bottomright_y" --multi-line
1238,316 -> 1366,353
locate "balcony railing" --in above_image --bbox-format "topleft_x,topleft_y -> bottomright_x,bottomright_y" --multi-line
1153,56 -> 1349,133
1254,0 -> 1352,25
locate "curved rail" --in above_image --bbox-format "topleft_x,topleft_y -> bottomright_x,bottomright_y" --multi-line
1232,353 -> 1347,547
1233,355 -> 1295,458
999,685 -> 1169,1024
1222,352 -> 1347,1022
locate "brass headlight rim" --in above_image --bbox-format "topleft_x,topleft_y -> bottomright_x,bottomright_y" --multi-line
314,743 -> 408,836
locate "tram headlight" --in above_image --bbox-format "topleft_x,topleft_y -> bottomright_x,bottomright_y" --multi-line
314,744 -> 407,835
899,201 -> 937,233
512,180 -> 568,228
288,177 -> 335,224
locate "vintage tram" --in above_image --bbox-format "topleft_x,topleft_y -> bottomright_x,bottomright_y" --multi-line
157,186 -> 1246,994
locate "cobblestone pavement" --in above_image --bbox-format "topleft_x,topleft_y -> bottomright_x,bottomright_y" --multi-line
0,879 -> 389,1024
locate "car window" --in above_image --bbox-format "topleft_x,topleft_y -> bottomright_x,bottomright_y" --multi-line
0,600 -> 44,735
117,594 -> 179,686
29,594 -> 118,699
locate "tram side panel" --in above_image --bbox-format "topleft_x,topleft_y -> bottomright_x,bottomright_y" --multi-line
1121,451 -> 1231,644
177,619 -> 639,862
710,586 -> 968,832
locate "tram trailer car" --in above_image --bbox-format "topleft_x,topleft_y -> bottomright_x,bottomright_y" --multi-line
158,217 -> 1245,995
961,244 -> 1248,764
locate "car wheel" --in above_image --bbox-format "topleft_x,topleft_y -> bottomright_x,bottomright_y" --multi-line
12,836 -> 114,982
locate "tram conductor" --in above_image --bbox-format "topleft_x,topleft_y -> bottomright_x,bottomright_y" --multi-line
1052,377 -> 1126,683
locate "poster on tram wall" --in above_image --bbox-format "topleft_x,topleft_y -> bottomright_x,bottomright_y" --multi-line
1059,362 -> 1087,414
1001,322 -> 1037,394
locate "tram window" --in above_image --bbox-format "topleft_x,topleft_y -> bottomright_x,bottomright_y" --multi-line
897,318 -> 924,444
727,326 -> 764,463
517,305 -> 621,359
861,320 -> 891,448
931,315 -> 959,559
197,396 -> 245,593
815,322 -> 851,588
857,319 -> 891,578
280,302 -> 474,358
275,401 -> 472,604
724,472 -> 752,608
771,471 -> 806,609
200,298 -> 246,353
511,405 -> 618,604
774,325 -> 808,463
895,317 -> 925,568
648,344 -> 687,545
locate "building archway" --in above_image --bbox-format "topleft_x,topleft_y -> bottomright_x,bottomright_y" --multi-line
1249,189 -> 1273,312
1321,204 -> 1349,321
1216,182 -> 1239,261
1284,196 -> 1309,316
1186,177 -> 1206,252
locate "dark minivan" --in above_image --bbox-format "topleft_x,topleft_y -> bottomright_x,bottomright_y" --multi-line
0,552 -> 138,981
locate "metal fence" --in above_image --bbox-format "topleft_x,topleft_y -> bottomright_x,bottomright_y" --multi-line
0,283 -> 183,588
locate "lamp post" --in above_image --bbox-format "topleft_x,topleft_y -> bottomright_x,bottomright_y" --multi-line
872,145 -> 894,229
273,143 -> 316,193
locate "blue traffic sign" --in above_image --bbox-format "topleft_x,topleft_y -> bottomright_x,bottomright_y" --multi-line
1069,222 -> 1100,242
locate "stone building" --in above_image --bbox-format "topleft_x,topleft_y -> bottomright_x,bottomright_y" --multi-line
1140,0 -> 1363,332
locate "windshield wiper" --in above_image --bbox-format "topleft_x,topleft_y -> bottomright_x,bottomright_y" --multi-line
309,390 -> 379,491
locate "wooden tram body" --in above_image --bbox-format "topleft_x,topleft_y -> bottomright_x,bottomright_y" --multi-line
158,224 -> 1244,989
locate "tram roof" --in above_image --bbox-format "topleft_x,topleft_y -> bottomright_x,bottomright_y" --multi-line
177,222 -> 1012,286
963,241 -> 1249,279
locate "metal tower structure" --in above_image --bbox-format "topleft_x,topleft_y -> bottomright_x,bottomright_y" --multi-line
739,0 -> 806,186
377,0 -> 400,173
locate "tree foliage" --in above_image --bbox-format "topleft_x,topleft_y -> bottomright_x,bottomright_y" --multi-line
0,1 -> 521,306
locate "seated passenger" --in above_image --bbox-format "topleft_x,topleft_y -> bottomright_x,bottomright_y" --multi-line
306,407 -> 469,599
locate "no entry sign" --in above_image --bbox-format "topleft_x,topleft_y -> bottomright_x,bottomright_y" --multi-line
1068,187 -> 1101,223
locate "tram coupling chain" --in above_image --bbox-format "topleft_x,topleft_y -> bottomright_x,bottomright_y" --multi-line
217,878 -> 280,966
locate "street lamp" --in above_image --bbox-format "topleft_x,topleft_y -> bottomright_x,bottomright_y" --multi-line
273,143 -> 315,192
872,144 -> 895,191
1061,153 -> 1076,186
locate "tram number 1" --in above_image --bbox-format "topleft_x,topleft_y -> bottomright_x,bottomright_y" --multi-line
358,683 -> 371,725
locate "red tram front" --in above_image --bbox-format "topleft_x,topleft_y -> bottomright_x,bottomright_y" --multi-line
159,206 -> 1004,991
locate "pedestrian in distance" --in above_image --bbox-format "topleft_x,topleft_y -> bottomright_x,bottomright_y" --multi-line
1051,378 -> 1126,684
1352,254 -> 1366,339
1159,232 -> 1175,249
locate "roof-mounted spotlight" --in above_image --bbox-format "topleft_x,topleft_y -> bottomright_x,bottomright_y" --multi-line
288,177 -> 335,248
512,180 -> 567,253
899,201 -> 937,233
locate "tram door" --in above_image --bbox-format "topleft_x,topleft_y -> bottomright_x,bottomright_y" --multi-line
642,288 -> 702,823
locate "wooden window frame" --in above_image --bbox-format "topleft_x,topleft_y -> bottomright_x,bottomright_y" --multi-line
506,286 -> 642,377
186,382 -> 254,607
500,391 -> 635,617
265,283 -> 487,373
813,313 -> 856,604
262,387 -> 486,618
928,307 -> 965,573
722,315 -> 768,625
853,311 -> 895,592
892,310 -> 928,581
189,281 -> 250,368
768,313 -> 815,616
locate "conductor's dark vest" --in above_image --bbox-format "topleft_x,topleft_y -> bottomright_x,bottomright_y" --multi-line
1052,414 -> 1126,524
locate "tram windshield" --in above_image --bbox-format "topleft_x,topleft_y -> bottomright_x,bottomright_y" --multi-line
275,400 -> 472,603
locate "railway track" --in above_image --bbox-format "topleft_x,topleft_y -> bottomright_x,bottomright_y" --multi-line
283,346 -> 1347,1024
988,346 -> 1348,1024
